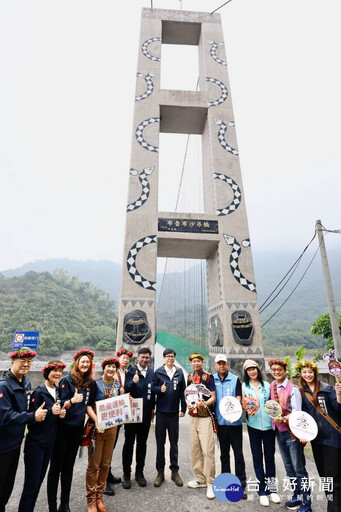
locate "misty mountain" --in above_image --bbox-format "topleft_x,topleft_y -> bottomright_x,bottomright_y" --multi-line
1,247 -> 339,355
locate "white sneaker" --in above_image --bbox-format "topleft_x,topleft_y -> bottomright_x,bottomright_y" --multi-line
187,480 -> 207,488
260,495 -> 270,507
206,485 -> 215,500
270,493 -> 281,504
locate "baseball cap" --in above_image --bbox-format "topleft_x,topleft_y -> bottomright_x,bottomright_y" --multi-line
214,354 -> 227,363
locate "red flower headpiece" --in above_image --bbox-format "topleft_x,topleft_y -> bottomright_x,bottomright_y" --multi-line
268,359 -> 288,368
73,349 -> 95,361
101,357 -> 120,369
116,349 -> 133,358
42,361 -> 67,373
9,347 -> 37,359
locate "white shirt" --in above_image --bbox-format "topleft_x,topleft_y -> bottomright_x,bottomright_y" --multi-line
119,369 -> 126,387
164,365 -> 176,380
276,378 -> 302,411
137,364 -> 147,378
46,384 -> 56,400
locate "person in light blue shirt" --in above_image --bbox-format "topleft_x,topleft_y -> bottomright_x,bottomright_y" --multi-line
213,354 -> 246,497
242,359 -> 280,507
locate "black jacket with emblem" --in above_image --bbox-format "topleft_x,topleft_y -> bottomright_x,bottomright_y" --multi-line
0,372 -> 34,454
153,365 -> 186,414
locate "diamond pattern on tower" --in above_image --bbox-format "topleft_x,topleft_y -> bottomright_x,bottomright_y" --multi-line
135,72 -> 157,101
208,40 -> 227,66
223,234 -> 256,292
135,117 -> 159,152
206,77 -> 228,107
213,172 -> 242,215
127,167 -> 154,212
126,235 -> 157,291
214,119 -> 239,156
141,37 -> 161,61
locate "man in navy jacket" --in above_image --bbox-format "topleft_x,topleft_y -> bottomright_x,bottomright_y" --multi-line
153,348 -> 186,488
0,347 -> 47,512
122,347 -> 155,489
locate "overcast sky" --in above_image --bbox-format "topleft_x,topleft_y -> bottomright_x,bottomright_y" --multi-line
0,0 -> 340,272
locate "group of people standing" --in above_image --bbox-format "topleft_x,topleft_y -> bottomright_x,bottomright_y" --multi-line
0,346 -> 340,512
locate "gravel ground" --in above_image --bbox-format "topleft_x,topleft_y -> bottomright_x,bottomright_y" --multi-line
6,417 -> 327,512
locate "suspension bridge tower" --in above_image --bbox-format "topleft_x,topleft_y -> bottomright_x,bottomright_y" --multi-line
116,7 -> 265,374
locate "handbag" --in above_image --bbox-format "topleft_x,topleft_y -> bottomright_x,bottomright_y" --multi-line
80,423 -> 95,447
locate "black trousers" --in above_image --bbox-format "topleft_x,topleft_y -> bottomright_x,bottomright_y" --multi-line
122,419 -> 151,475
47,423 -> 83,510
155,411 -> 179,473
312,442 -> 341,512
247,425 -> 276,495
18,441 -> 53,512
0,446 -> 21,512
217,424 -> 246,487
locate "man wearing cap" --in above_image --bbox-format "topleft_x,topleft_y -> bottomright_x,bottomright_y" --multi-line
213,354 -> 247,498
153,348 -> 186,488
0,347 -> 47,512
186,353 -> 216,500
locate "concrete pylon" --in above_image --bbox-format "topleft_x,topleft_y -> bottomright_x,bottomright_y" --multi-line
116,7 -> 264,374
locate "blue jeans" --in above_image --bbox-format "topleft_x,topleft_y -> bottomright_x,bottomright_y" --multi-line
247,425 -> 276,496
276,429 -> 311,505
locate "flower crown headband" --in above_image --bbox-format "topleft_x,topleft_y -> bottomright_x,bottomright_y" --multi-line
116,349 -> 133,358
73,349 -> 95,361
268,359 -> 288,368
101,357 -> 120,369
42,361 -> 66,373
294,360 -> 319,376
189,353 -> 205,361
9,347 -> 37,359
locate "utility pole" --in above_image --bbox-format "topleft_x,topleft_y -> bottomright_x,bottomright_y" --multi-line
316,219 -> 341,359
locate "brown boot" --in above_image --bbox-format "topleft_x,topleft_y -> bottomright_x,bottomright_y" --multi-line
171,471 -> 183,486
86,498 -> 98,512
96,498 -> 107,512
153,472 -> 165,487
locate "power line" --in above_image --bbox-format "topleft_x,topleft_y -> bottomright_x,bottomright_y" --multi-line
261,239 -> 321,328
259,233 -> 316,313
211,0 -> 233,15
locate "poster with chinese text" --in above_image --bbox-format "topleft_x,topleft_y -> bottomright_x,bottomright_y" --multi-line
96,393 -> 131,429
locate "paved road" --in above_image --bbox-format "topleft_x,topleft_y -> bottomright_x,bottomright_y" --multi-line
7,416 -> 327,512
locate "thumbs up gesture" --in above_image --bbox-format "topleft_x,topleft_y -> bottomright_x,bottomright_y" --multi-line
59,403 -> 67,418
35,401 -> 47,422
52,400 -> 61,415
133,371 -> 139,384
72,387 -> 83,403
161,382 -> 167,393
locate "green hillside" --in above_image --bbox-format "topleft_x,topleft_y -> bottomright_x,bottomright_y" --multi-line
0,270 -> 117,355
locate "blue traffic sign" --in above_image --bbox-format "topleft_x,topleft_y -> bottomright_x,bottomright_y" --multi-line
12,331 -> 40,350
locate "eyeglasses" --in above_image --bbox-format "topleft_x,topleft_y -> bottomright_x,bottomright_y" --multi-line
18,359 -> 32,365
165,355 -> 175,358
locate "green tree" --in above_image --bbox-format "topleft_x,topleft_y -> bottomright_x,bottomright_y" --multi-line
311,312 -> 341,350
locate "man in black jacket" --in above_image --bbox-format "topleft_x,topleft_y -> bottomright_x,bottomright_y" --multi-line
153,348 -> 186,488
0,347 -> 47,512
122,347 -> 155,489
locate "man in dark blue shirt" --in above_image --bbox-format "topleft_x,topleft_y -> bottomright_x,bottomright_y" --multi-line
153,348 -> 186,488
0,347 -> 47,512
122,347 -> 155,489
